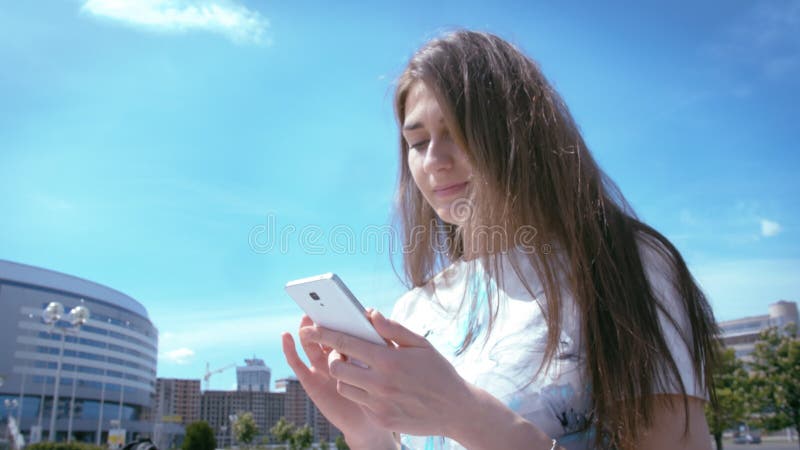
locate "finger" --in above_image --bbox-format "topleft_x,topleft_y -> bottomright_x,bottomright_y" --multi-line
364,307 -> 395,347
329,349 -> 344,364
301,337 -> 329,369
336,379 -> 373,408
300,314 -> 314,327
300,326 -> 382,364
328,352 -> 381,392
281,332 -> 312,381
298,325 -> 328,369
369,310 -> 429,347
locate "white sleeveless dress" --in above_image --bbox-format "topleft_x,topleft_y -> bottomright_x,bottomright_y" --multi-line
390,238 -> 705,450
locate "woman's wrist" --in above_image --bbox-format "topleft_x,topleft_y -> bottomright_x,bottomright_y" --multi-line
447,383 -> 556,450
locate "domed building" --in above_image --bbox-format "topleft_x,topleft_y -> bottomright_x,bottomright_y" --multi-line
0,259 -> 157,444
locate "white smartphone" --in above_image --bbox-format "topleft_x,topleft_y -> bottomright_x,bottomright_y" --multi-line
284,272 -> 386,347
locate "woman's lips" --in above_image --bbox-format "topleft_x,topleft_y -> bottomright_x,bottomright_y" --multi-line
433,181 -> 468,197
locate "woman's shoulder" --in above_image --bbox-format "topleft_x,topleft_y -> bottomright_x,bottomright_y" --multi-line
634,231 -> 685,315
390,284 -> 426,324
635,230 -> 708,398
389,259 -> 472,326
635,231 -> 676,273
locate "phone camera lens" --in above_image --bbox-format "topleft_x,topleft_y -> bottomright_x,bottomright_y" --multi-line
309,292 -> 320,300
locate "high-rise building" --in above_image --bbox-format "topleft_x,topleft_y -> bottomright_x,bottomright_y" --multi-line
274,377 -> 341,443
153,378 -> 200,425
312,402 -> 342,444
719,300 -> 798,360
0,259 -> 158,444
274,377 -> 307,430
236,358 -> 270,393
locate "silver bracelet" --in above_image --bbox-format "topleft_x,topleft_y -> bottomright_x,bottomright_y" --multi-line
550,438 -> 557,450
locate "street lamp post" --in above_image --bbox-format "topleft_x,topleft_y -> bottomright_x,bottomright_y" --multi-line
4,398 -> 19,420
41,302 -> 90,442
41,302 -> 64,442
117,382 -> 125,426
66,358 -> 79,442
4,398 -> 19,440
95,362 -> 106,446
95,320 -> 113,447
35,372 -> 46,441
117,322 -> 128,440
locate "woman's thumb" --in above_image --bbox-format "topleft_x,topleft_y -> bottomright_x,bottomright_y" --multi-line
370,310 -> 428,347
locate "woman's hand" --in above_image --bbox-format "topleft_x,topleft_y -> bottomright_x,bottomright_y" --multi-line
281,315 -> 396,449
298,309 -> 476,438
296,310 -> 561,450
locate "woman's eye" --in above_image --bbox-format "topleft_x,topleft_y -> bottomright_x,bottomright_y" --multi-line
410,139 -> 429,150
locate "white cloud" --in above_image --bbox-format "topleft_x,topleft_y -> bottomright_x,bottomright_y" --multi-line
760,218 -> 782,237
160,347 -> 196,364
81,0 -> 270,45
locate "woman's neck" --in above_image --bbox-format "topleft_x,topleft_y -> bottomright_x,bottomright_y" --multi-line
459,223 -> 513,261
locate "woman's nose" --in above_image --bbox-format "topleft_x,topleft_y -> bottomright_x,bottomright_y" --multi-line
422,138 -> 455,173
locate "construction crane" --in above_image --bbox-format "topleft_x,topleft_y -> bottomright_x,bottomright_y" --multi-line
203,362 -> 236,391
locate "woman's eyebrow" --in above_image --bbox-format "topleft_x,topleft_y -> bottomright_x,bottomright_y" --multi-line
403,117 -> 444,131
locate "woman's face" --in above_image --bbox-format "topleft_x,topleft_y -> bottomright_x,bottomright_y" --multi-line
403,83 -> 474,225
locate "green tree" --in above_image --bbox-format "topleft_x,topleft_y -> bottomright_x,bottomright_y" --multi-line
233,412 -> 259,448
704,345 -> 749,450
26,444 -> 105,450
749,324 -> 800,449
183,421 -> 216,450
334,435 -> 349,450
270,417 -> 296,449
292,425 -> 313,450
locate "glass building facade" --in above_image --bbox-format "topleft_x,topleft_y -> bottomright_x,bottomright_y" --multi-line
236,358 -> 270,392
0,259 -> 157,443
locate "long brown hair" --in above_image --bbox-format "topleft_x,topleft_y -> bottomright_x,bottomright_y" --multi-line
392,30 -> 719,449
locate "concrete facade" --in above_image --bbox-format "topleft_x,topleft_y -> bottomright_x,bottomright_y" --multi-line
0,259 -> 158,443
274,377 -> 342,444
153,378 -> 200,425
719,300 -> 799,360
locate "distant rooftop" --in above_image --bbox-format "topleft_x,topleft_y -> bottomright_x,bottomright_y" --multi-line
0,259 -> 148,319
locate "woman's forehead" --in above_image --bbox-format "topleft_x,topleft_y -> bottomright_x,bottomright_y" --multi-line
403,83 -> 442,129
403,83 -> 427,114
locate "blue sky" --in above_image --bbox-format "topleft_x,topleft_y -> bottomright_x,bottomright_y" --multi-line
1,0 -> 798,390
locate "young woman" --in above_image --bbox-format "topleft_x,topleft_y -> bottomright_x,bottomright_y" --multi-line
282,30 -> 719,450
